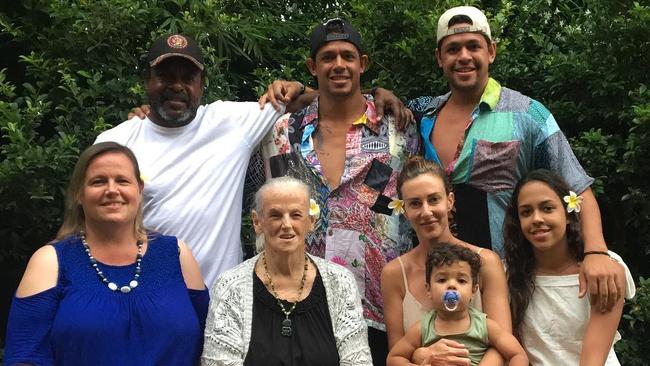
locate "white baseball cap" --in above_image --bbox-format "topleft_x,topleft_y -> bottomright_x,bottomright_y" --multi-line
436,6 -> 492,44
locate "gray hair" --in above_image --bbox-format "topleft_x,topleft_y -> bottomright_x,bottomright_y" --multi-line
253,176 -> 311,252
254,176 -> 311,215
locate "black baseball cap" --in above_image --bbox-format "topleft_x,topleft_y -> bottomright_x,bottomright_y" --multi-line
309,18 -> 362,57
146,34 -> 204,71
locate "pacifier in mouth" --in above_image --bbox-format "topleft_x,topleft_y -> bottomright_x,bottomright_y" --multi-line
442,290 -> 461,311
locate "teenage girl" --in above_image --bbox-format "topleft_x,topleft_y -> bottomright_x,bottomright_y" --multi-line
504,169 -> 634,365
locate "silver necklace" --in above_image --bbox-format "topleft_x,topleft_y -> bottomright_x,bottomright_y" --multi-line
80,231 -> 143,293
262,252 -> 309,337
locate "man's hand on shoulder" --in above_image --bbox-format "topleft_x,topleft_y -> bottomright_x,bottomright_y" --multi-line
128,105 -> 150,120
372,87 -> 414,130
579,252 -> 625,313
258,80 -> 309,112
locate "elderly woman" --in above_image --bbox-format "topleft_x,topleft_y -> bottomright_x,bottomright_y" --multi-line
4,142 -> 207,366
202,176 -> 371,365
381,157 -> 511,365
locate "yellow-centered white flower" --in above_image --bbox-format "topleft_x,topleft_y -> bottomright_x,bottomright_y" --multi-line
563,191 -> 583,213
388,199 -> 405,215
309,199 -> 320,218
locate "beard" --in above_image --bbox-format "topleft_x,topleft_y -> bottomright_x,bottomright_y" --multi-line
149,90 -> 199,127
152,103 -> 195,126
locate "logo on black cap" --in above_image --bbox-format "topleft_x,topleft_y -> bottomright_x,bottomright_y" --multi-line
167,35 -> 188,49
147,33 -> 204,71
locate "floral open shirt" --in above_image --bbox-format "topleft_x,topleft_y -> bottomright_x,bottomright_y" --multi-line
260,95 -> 419,330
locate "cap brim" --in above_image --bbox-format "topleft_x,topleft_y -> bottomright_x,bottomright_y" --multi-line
149,53 -> 204,71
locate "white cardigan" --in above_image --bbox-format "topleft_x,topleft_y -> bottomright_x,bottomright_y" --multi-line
201,253 -> 372,366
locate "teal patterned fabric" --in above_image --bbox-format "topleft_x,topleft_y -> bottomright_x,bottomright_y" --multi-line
409,79 -> 593,254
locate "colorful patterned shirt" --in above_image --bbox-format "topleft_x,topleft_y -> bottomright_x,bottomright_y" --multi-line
260,95 -> 419,330
408,78 -> 593,255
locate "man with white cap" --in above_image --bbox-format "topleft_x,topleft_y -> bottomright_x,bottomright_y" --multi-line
407,5 -> 624,363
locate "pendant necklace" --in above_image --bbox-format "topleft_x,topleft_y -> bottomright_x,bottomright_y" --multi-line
262,252 -> 309,337
80,231 -> 143,293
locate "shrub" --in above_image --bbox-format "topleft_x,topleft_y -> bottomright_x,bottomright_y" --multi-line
616,277 -> 650,365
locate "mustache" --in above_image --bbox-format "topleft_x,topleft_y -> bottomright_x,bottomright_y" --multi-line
161,90 -> 190,103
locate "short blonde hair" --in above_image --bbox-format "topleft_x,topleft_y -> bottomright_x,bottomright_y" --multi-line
55,142 -> 147,240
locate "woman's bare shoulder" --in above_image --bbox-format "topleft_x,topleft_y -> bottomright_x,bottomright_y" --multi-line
383,256 -> 403,275
15,245 -> 59,297
459,242 -> 502,264
381,255 -> 407,293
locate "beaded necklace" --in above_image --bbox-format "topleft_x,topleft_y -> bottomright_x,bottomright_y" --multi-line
80,231 -> 143,294
262,252 -> 309,337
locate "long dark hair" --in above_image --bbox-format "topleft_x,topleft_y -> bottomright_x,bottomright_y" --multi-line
504,169 -> 584,339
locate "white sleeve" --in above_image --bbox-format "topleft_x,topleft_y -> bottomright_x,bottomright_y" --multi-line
201,278 -> 246,366
217,102 -> 284,149
93,117 -> 140,145
332,268 -> 373,366
94,129 -> 116,144
608,250 -> 636,299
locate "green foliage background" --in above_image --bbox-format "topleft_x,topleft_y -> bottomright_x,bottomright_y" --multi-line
1,0 -> 649,361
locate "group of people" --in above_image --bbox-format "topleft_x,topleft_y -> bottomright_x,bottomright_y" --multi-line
4,5 -> 635,366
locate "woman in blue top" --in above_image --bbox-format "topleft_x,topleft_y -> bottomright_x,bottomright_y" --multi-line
4,142 -> 209,366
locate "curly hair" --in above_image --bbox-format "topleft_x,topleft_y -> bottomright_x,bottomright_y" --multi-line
504,169 -> 584,339
425,242 -> 481,287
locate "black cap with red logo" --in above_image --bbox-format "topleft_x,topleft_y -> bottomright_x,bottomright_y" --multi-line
146,34 -> 204,71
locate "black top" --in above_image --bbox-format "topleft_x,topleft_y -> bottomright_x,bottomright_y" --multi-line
244,269 -> 340,366
453,183 -> 492,250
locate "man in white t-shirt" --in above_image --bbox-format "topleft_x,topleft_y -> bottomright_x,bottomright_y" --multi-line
95,34 -> 299,286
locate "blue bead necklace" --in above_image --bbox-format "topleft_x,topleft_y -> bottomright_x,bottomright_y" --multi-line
80,231 -> 143,293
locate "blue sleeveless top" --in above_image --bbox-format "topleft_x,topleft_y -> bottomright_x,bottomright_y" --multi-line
4,233 -> 209,366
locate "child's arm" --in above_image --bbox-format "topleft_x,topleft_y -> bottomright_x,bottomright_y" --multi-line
580,265 -> 626,366
484,318 -> 529,366
387,321 -> 424,366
